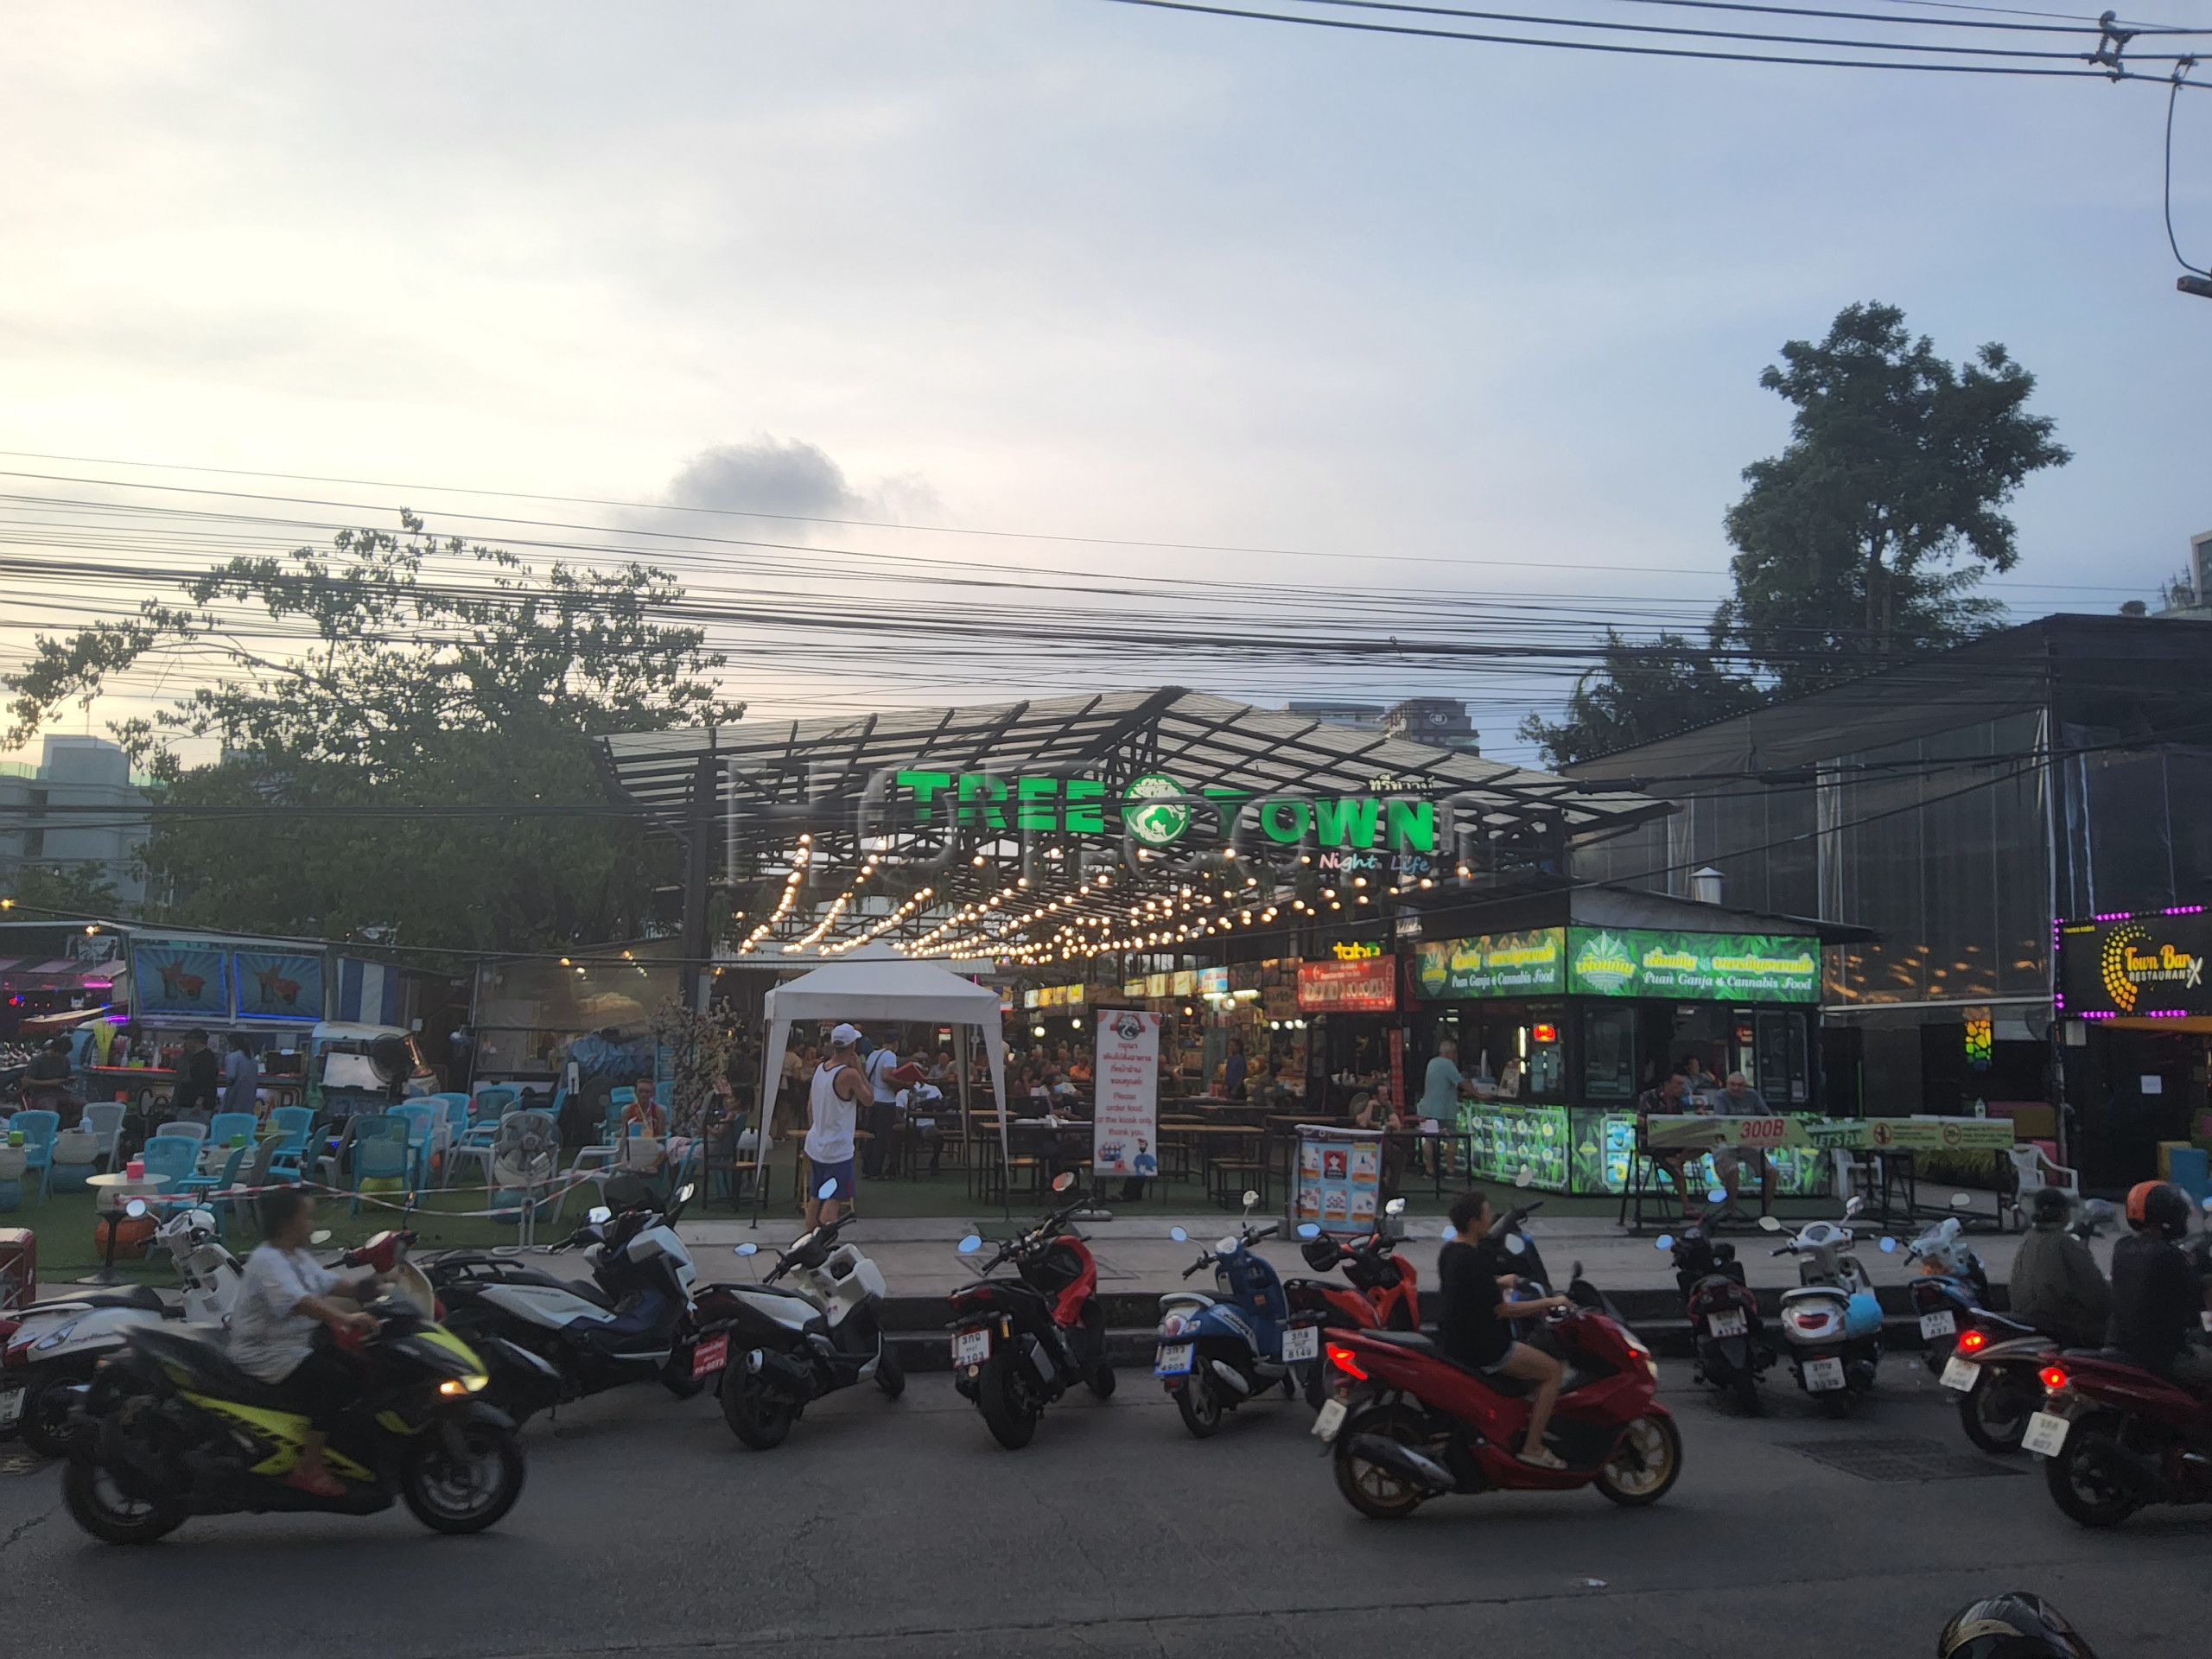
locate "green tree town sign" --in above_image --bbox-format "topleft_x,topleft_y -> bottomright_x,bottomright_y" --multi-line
893,769 -> 1439,854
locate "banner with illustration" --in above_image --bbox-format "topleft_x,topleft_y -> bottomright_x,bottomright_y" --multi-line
1092,1009 -> 1161,1179
130,938 -> 230,1017
1412,928 -> 1567,1001
1294,1124 -> 1382,1234
233,950 -> 326,1022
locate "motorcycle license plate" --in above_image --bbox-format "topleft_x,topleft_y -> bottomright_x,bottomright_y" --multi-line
1281,1325 -> 1319,1363
0,1387 -> 21,1429
1707,1310 -> 1748,1339
1154,1342 -> 1195,1377
1803,1357 -> 1846,1392
1313,1396 -> 1348,1444
691,1334 -> 729,1380
951,1327 -> 991,1368
1941,1355 -> 1980,1392
1919,1310 -> 1957,1339
2023,1408 -> 2073,1458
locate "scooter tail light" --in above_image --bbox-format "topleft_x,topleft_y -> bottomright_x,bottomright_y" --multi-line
1325,1341 -> 1369,1382
2039,1364 -> 2069,1391
1956,1329 -> 1986,1354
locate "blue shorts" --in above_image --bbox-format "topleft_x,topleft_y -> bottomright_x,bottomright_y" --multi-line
811,1158 -> 855,1201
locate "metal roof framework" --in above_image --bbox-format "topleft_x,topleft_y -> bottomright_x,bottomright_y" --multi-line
596,689 -> 1664,963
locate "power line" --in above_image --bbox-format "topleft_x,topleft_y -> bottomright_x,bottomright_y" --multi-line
2166,60 -> 2209,276
1096,0 -> 2212,77
1613,0 -> 2205,32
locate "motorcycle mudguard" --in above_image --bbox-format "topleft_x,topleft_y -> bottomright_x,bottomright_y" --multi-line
1709,1336 -> 1751,1372
442,1399 -> 518,1433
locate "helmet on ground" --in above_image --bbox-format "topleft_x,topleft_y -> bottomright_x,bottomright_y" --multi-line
1938,1592 -> 2096,1659
2124,1180 -> 2190,1238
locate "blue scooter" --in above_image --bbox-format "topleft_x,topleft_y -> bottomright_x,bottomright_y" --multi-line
1153,1192 -> 1314,1439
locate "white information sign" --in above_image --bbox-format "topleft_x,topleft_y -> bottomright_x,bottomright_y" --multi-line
1093,1010 -> 1161,1179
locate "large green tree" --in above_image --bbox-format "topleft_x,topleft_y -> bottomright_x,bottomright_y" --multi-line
0,861 -> 123,918
3,517 -> 741,951
1519,628 -> 1760,767
1717,301 -> 2069,690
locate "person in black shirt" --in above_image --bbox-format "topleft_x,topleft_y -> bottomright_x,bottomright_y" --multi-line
2107,1180 -> 2212,1390
168,1028 -> 223,1122
1437,1187 -> 1573,1468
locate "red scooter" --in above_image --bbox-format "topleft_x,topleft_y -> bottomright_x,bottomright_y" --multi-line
1282,1213 -> 1422,1407
2030,1350 -> 2212,1527
947,1173 -> 1113,1450
1314,1262 -> 1679,1519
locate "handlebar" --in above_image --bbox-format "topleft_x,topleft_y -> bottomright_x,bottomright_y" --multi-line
1181,1257 -> 1206,1280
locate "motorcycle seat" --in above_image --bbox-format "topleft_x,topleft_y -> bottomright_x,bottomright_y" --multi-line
128,1327 -> 297,1409
22,1284 -> 168,1315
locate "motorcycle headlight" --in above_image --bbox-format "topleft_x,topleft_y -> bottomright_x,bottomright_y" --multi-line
35,1321 -> 79,1352
437,1373 -> 490,1396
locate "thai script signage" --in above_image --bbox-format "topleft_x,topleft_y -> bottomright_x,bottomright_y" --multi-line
1413,928 -> 1567,1000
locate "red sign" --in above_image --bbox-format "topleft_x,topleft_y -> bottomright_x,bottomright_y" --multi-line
691,1334 -> 729,1379
1297,957 -> 1398,1014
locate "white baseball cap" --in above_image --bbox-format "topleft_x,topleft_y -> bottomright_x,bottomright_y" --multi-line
830,1023 -> 862,1047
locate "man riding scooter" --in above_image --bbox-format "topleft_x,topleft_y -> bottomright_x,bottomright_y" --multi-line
1437,1187 -> 1571,1469
2107,1181 -> 2212,1391
2009,1188 -> 2110,1349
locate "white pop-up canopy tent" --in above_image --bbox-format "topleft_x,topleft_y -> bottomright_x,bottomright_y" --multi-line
755,949 -> 1008,1206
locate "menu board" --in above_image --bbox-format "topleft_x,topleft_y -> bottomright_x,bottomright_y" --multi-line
1567,929 -> 1819,1004
1412,929 -> 1567,1000
1296,957 -> 1397,1014
1294,1124 -> 1382,1234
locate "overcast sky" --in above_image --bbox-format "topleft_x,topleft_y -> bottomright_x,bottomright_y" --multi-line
3,0 -> 2207,767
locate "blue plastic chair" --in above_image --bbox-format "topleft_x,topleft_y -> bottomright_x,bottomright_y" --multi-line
346,1114 -> 415,1215
265,1105 -> 315,1181
460,1086 -> 519,1150
389,1101 -> 442,1189
653,1080 -> 673,1111
10,1109 -> 60,1204
608,1086 -> 637,1110
207,1111 -> 257,1153
137,1134 -> 203,1208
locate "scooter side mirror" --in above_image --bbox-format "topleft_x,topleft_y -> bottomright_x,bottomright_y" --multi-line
1758,1215 -> 1784,1233
957,1235 -> 983,1255
817,1179 -> 839,1201
124,1198 -> 148,1219
588,1205 -> 613,1225
1052,1171 -> 1077,1194
1440,1224 -> 1458,1243
735,1243 -> 759,1257
1169,1227 -> 1189,1243
1514,1166 -> 1535,1189
1843,1196 -> 1866,1218
1241,1189 -> 1259,1211
1707,1186 -> 1729,1205
1295,1223 -> 1320,1239
1878,1236 -> 1898,1254
676,1184 -> 695,1205
1383,1198 -> 1406,1217
309,1230 -> 332,1245
1949,1192 -> 1973,1211
1655,1235 -> 1675,1251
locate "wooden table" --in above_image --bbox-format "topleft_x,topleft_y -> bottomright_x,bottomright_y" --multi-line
1158,1122 -> 1270,1208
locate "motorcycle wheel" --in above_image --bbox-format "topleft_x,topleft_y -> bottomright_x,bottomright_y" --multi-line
1960,1370 -> 2034,1455
20,1370 -> 86,1459
1730,1365 -> 1763,1417
62,1456 -> 184,1547
400,1422 -> 526,1535
1595,1414 -> 1683,1507
2044,1415 -> 2140,1529
721,1373 -> 797,1451
976,1351 -> 1039,1451
1298,1362 -> 1327,1410
875,1341 -> 906,1400
1174,1375 -> 1224,1439
1332,1404 -> 1429,1520
1085,1358 -> 1116,1400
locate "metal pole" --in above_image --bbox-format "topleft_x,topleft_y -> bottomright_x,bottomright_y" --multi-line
680,752 -> 715,1014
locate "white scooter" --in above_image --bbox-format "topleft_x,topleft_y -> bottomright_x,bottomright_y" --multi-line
709,1189 -> 900,1450
1759,1197 -> 1895,1414
0,1204 -> 243,1456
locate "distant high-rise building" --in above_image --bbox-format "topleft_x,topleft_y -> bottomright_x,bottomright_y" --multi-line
1382,697 -> 1480,755
0,735 -> 150,905
2153,529 -> 2212,620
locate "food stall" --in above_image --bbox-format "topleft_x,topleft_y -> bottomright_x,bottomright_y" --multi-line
1298,952 -> 1401,1114
1408,917 -> 1836,1198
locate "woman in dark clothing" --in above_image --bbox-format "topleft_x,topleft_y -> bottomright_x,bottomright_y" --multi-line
1437,1187 -> 1572,1468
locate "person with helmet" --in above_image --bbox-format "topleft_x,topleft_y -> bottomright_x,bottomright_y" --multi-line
2007,1187 -> 2110,1348
2107,1180 -> 2212,1389
1937,1591 -> 2097,1658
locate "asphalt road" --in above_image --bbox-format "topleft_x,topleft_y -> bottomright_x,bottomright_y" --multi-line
1,1359 -> 2199,1658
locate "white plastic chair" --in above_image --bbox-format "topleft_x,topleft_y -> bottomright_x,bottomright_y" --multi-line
156,1120 -> 208,1141
79,1102 -> 126,1170
2006,1143 -> 2080,1228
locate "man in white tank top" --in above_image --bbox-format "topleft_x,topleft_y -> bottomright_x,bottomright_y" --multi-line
804,1023 -> 868,1229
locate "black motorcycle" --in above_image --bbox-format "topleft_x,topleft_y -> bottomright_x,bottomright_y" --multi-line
63,1233 -> 524,1544
706,1209 -> 901,1451
426,1186 -> 709,1422
1665,1223 -> 1772,1412
947,1172 -> 1112,1450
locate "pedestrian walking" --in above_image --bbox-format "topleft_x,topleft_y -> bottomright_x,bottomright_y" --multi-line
804,1025 -> 867,1230
221,1033 -> 260,1117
